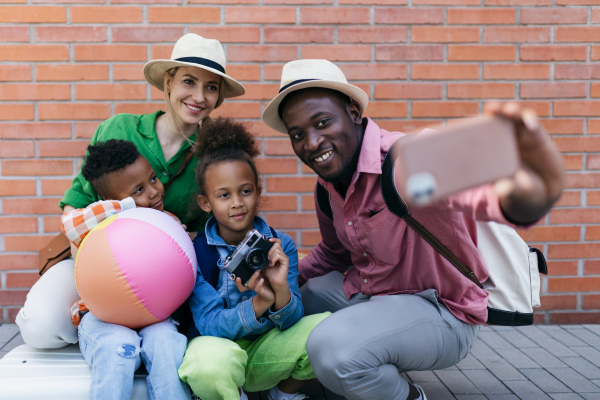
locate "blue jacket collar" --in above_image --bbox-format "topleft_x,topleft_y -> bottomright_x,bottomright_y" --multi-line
204,215 -> 274,247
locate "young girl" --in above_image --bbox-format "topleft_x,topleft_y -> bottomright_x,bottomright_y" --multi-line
178,118 -> 329,400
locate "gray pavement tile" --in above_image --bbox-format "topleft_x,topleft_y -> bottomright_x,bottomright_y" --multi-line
486,396 -> 521,400
546,367 -> 600,393
525,347 -> 567,368
1,334 -> 25,353
571,347 -> 600,368
514,325 -> 552,340
0,324 -> 20,346
549,395 -> 585,400
457,353 -> 486,370
412,381 -> 457,400
580,394 -> 600,400
567,328 -> 600,347
531,339 -> 579,358
490,325 -> 517,332
536,326 -> 588,347
456,396 -> 487,400
581,325 -> 600,336
435,369 -> 481,395
406,370 -> 440,382
496,347 -> 540,369
496,330 -> 539,348
518,368 -> 572,393
561,356 -> 600,380
479,330 -> 516,349
462,369 -> 512,395
469,341 -> 526,381
503,380 -> 553,400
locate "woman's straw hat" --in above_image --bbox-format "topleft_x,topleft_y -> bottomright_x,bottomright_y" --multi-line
262,59 -> 369,133
143,33 -> 245,99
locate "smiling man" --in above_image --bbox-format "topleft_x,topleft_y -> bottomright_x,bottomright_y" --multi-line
262,59 -> 565,400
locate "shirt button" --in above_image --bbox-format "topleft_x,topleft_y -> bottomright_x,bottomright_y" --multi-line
363,252 -> 367,257
348,221 -> 353,226
162,171 -> 167,176
241,296 -> 248,301
273,315 -> 280,320
363,279 -> 368,284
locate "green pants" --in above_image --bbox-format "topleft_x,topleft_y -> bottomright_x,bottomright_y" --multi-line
178,313 -> 329,400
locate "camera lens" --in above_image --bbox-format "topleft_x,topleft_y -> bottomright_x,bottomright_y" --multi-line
245,248 -> 268,271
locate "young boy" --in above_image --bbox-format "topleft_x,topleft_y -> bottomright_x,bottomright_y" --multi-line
61,139 -> 190,400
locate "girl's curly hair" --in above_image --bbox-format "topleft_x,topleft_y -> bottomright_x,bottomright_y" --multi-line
195,117 -> 260,194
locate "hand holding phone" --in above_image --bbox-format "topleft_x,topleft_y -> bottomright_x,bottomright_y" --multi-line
392,116 -> 519,206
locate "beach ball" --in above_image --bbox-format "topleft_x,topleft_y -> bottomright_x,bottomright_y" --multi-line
75,208 -> 197,329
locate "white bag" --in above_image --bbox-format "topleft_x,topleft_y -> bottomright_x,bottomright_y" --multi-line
476,221 -> 547,326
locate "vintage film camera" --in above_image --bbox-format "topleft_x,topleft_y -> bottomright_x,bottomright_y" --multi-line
223,229 -> 274,286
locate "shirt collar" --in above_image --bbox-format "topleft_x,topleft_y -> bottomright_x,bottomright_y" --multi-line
138,111 -> 163,139
355,117 -> 384,175
204,215 -> 274,247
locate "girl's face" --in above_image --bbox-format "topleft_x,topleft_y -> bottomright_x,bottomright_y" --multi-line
165,66 -> 221,130
197,160 -> 260,246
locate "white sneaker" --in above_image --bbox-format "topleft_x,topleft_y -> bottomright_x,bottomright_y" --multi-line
414,384 -> 427,400
240,388 -> 249,400
267,387 -> 308,400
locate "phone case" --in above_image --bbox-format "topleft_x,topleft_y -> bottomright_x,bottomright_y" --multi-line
393,116 -> 519,206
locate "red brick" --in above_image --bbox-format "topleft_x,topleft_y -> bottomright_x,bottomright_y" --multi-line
551,208 -> 600,225
38,140 -> 88,158
0,26 -> 29,42
549,313 -> 600,324
486,0 -> 552,5
35,26 -> 107,42
565,173 -> 600,189
266,177 -> 316,193
520,45 -> 587,62
554,190 -> 581,207
412,64 -> 479,80
5,235 -> 59,252
302,194 -> 316,211
448,8 -> 515,24
74,44 -> 147,61
412,102 -> 479,118
521,7 -> 587,24
521,83 -> 586,99
448,83 -> 514,99
363,102 -> 408,118
546,261 -> 578,276
227,6 -> 295,23
0,217 -> 37,233
585,226 -> 600,241
340,0 -> 405,3
0,141 -> 35,158
0,65 -> 31,81
0,122 -> 71,139
338,27 -> 407,43
264,139 -> 295,156
148,7 -> 219,23
448,45 -> 515,61
39,103 -> 111,120
556,27 -> 600,43
592,83 -> 600,98
376,45 -> 444,61
112,26 -> 182,43
538,295 -> 577,311
412,26 -> 479,43
113,64 -> 144,81
6,272 -> 40,289
2,160 -> 72,176
589,120 -> 600,134
0,290 -> 28,306
594,46 -> 600,61
234,84 -> 280,101
259,195 -> 297,212
255,157 -> 298,174
415,0 -> 480,4
587,191 -> 600,206
41,179 -> 73,196
583,295 -> 600,310
75,83 -> 146,101
555,101 -> 600,117
3,198 -> 62,214
301,230 -> 322,247
542,119 -> 584,135
71,6 -> 143,23
375,7 -> 443,24
301,45 -> 371,62
0,83 -> 70,101
555,64 -> 600,80
0,105 -> 34,121
518,226 -> 580,242
563,154 -> 583,171
594,8 -> 600,23
587,155 -> 600,170
0,180 -> 36,196
44,216 -> 62,233
0,254 -> 37,271
301,7 -> 369,24
37,64 -> 108,81
548,276 -> 600,292
374,83 -> 442,100
585,260 -> 600,275
483,64 -> 550,80
212,102 -> 262,119
190,26 -> 261,44
0,6 -> 66,22
0,45 -> 69,61
227,45 -> 297,62
265,213 -> 319,229
114,103 -> 164,116
483,27 -> 551,43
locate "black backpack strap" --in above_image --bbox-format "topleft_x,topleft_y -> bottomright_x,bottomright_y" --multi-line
316,182 -> 333,220
192,232 -> 221,288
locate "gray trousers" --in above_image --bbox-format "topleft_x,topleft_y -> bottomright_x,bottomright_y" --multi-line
301,271 -> 480,400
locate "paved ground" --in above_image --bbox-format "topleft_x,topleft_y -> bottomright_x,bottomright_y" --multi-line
2,323 -> 600,399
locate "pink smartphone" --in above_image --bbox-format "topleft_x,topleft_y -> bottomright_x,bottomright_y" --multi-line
392,116 -> 519,206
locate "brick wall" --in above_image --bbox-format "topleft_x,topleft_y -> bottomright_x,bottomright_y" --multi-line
1,0 -> 599,325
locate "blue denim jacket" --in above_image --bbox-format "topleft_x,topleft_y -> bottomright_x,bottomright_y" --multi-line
188,216 -> 303,341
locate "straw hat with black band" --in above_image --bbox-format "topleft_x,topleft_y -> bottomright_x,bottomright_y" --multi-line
262,59 -> 369,134
143,33 -> 245,99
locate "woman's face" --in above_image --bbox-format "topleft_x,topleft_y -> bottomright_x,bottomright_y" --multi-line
165,66 -> 221,129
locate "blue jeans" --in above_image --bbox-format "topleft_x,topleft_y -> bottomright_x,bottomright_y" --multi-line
78,312 -> 190,400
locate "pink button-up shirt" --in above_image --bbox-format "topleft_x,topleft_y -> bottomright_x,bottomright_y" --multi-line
299,118 -> 517,325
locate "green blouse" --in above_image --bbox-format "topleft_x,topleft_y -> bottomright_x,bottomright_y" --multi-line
60,111 -> 207,232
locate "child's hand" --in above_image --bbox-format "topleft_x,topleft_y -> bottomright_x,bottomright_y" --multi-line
263,239 -> 291,311
233,272 -> 275,319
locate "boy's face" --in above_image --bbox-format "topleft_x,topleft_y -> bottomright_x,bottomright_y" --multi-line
197,160 -> 260,245
104,156 -> 165,211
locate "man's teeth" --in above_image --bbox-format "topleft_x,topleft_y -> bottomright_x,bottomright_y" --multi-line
188,104 -> 200,112
314,150 -> 333,162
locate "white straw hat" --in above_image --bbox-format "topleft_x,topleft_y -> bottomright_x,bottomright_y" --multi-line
262,59 -> 369,133
143,33 -> 245,99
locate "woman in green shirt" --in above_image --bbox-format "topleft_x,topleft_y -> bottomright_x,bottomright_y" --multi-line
17,33 -> 246,349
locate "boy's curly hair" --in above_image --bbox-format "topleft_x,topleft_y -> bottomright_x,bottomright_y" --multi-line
81,139 -> 141,199
195,117 -> 260,194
